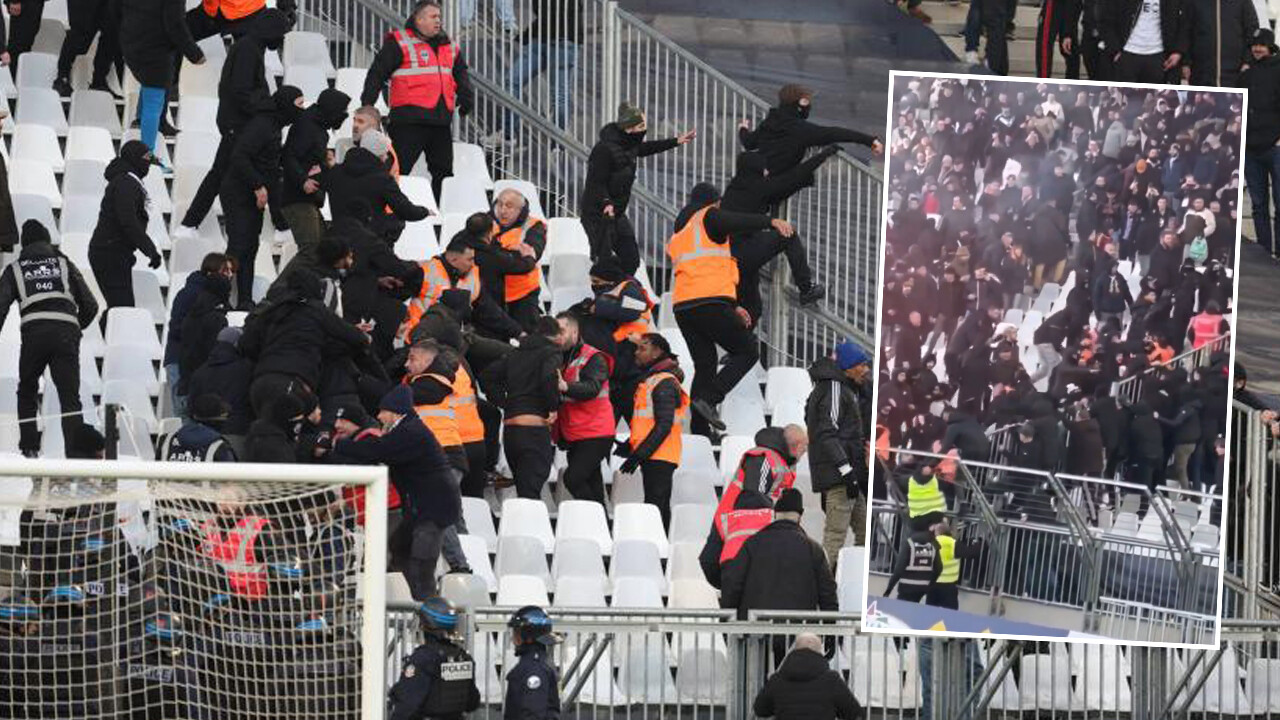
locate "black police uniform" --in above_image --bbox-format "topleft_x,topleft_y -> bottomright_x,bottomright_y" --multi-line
389,634 -> 480,720
0,227 -> 99,457
504,643 -> 560,720
157,422 -> 239,462
882,532 -> 941,605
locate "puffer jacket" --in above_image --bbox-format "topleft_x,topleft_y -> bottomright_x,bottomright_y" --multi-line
753,648 -> 865,720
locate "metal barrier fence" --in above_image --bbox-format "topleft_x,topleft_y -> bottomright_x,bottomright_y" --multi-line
1112,333 -> 1233,406
296,0 -> 879,364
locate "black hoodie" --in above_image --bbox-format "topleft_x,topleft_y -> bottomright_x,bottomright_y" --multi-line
324,148 -> 431,241
580,122 -> 679,217
120,0 -> 204,87
217,9 -> 290,133
722,146 -> 837,215
186,340 -> 254,435
484,333 -> 562,419
739,103 -> 877,176
89,141 -> 161,264
224,86 -> 303,229
360,5 -> 474,127
281,88 -> 350,208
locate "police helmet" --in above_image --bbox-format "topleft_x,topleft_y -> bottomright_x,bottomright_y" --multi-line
507,605 -> 556,645
43,585 -> 87,611
417,596 -> 459,633
0,594 -> 40,632
145,613 -> 184,642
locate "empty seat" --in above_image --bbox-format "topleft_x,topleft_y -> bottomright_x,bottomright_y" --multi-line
179,57 -> 223,99
609,539 -> 667,596
452,142 -> 493,189
550,537 -> 606,590
670,467 -> 718,506
438,176 -> 490,215
495,574 -> 549,607
547,252 -> 592,290
174,130 -> 221,168
16,52 -> 58,90
835,546 -> 865,611
669,504 -> 714,545
283,65 -> 328,102
679,434 -> 717,470
549,286 -> 592,314
494,534 -> 551,589
69,89 -> 123,137
497,497 -> 555,552
335,68 -> 384,111
674,646 -> 729,705
15,87 -> 68,135
613,504 -> 669,558
283,31 -> 336,77
101,379 -> 157,430
717,435 -> 755,485
65,125 -> 115,165
554,500 -> 613,555
11,124 -> 65,172
102,343 -> 160,395
721,393 -> 766,436
551,575 -> 607,608
544,218 -> 590,260
177,96 -> 221,134
439,573 -> 491,610
453,534 -> 497,592
764,367 -> 812,413
131,270 -> 168,322
771,400 -> 806,428
398,176 -> 440,215
461,496 -> 497,552
617,632 -> 679,700
395,221 -> 442,261
10,194 -> 59,245
8,159 -> 63,208
609,470 -> 645,507
62,159 -> 106,198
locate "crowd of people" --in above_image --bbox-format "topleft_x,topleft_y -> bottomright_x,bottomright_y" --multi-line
879,77 -> 1237,521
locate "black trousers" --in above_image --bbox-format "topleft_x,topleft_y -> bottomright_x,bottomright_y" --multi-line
17,326 -> 83,456
982,2 -> 1009,76
88,248 -> 135,333
926,583 -> 960,611
220,183 -> 263,305
478,398 -> 503,471
444,444 -> 469,475
1113,51 -> 1167,84
1034,0 -> 1079,79
506,292 -> 541,334
5,0 -> 44,72
182,131 -> 236,228
641,459 -> 676,528
460,440 -> 489,497
581,213 -> 640,275
56,0 -> 121,83
731,229 -> 814,323
562,436 -> 612,505
388,121 -> 453,203
674,302 -> 759,435
503,424 -> 554,499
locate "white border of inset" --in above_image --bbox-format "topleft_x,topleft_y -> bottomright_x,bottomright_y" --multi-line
860,69 -> 1247,651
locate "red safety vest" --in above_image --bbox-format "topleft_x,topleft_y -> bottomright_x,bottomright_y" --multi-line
388,29 -> 458,112
717,508 -> 773,564
1190,312 -> 1222,350
202,516 -> 269,599
556,344 -> 615,442
713,447 -> 796,532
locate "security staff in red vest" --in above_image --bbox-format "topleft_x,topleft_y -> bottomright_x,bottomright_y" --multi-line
361,0 -> 474,203
712,425 -> 807,533
698,489 -> 773,589
479,189 -> 547,333
201,487 -> 275,602
620,333 -> 689,527
1187,300 -> 1229,350
552,312 -> 615,505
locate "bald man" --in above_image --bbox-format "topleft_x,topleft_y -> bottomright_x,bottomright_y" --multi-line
754,633 -> 863,720
476,189 -> 547,332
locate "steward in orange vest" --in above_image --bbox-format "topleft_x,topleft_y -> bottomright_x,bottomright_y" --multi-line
622,334 -> 689,527
581,259 -> 655,422
403,340 -> 469,473
698,489 -> 773,589
1187,301 -> 1227,350
192,0 -> 292,39
402,236 -> 522,343
360,1 -> 475,201
475,189 -> 547,332
553,313 -> 616,505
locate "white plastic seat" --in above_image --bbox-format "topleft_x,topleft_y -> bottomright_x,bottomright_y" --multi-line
548,252 -> 592,290
609,539 -> 667,596
1019,650 -> 1083,711
102,343 -> 160,395
177,96 -> 221,134
15,52 -> 58,90
100,379 -> 157,430
283,65 -> 329,102
551,537 -> 606,585
617,632 -> 679,699
335,68 -> 384,111
7,159 -> 63,208
613,504 -> 669,558
550,286 -> 593,314
836,546 -> 866,611
665,542 -> 706,585
66,125 -> 115,165
283,31 -> 336,77
674,646 -> 729,704
717,435 -> 755,485
435,212 -> 468,247
398,176 -> 441,215
494,534 -> 551,588
131,270 -> 168,322
495,574 -> 549,607
721,393 -> 766,436
172,167 -> 221,218
669,504 -> 714,546
395,221 -> 441,261
554,499 -> 613,555
439,176 -> 490,215
62,159 -> 106,199
461,496 -> 497,552
452,142 -> 493,189
609,470 -> 645,507
764,367 -> 812,413
439,572 -> 492,610
670,467 -> 719,507
1072,642 -> 1132,712
11,124 -> 65,172
771,400 -> 807,428
174,131 -> 221,169
15,87 -> 68,136
492,179 -> 545,219
169,232 -> 227,278
69,89 -> 123,137
179,56 -> 223,99
544,218 -> 591,261
452,534 -> 497,592
10,194 -> 59,245
386,573 -> 414,604
106,307 -> 162,360
497,497 -> 555,552
679,435 -> 717,470
552,575 -> 607,608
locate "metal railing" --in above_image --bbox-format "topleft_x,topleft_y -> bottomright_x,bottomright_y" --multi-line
1112,332 -> 1233,405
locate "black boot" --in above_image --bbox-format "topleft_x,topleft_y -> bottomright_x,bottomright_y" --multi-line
52,77 -> 73,97
798,284 -> 826,306
690,398 -> 726,431
159,116 -> 180,137
88,79 -> 122,100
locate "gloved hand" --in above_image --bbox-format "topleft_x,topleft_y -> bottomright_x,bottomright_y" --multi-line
819,144 -> 840,160
619,457 -> 640,475
148,254 -> 163,270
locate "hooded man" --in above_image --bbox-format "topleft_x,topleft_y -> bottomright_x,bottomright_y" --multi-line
245,390 -> 314,463
361,0 -> 475,202
580,102 -> 696,274
280,87 -> 350,252
738,84 -> 882,180
806,342 -> 871,570
324,129 -> 433,245
157,394 -> 238,462
0,220 -> 99,458
176,7 -> 291,237
88,140 -> 163,320
220,85 -> 305,309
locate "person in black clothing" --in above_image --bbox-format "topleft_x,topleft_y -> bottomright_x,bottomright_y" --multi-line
164,252 -> 235,418
361,1 -> 474,203
52,0 -> 122,97
722,147 -> 838,315
1,0 -> 45,73
753,634 -> 864,720
1243,30 -> 1280,257
280,88 -> 350,253
387,598 -> 480,720
156,394 -> 238,462
324,131 -> 432,245
186,327 -> 253,454
485,316 -> 562,500
576,259 -> 654,423
1185,0 -> 1258,87
739,84 -> 882,181
580,103 -> 695,274
806,342 -> 870,567
176,269 -> 232,399
245,382 -> 315,463
939,407 -> 992,461
1097,0 -> 1189,84
88,140 -> 163,322
220,85 -> 304,309
177,8 -> 289,234
0,220 -> 99,458
120,0 -> 205,150
1127,400 -> 1164,496
239,269 -> 371,418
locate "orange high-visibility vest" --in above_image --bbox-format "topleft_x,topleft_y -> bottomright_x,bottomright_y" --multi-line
611,280 -> 654,342
451,363 -> 485,445
1190,312 -> 1223,350
404,257 -> 480,340
494,217 -> 545,302
388,30 -> 458,112
405,372 -> 461,448
1148,344 -> 1174,365
667,206 -> 738,305
717,508 -> 773,563
202,0 -> 265,21
201,516 -> 269,599
875,424 -> 890,463
630,371 -> 688,464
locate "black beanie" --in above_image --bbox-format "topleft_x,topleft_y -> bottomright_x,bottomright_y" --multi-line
20,220 -> 50,247
688,182 -> 721,208
774,488 -> 804,515
589,259 -> 628,284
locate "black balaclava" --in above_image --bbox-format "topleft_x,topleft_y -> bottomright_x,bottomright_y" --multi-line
119,139 -> 154,178
273,85 -> 305,127
315,88 -> 351,130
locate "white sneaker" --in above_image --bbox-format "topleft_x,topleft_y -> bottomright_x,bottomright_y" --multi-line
965,50 -> 980,65
172,224 -> 200,242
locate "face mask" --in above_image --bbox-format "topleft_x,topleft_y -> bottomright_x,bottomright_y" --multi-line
795,103 -> 811,120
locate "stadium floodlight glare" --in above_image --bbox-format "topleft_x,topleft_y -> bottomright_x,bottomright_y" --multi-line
0,458 -> 387,720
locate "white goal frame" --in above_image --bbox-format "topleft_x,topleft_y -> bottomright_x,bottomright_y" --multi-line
0,457 -> 389,720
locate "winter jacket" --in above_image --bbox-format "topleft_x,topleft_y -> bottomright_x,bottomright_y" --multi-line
89,151 -> 161,266
1093,270 -> 1134,315
722,147 -> 837,216
1065,418 -> 1106,476
736,427 -> 798,495
1185,0 -> 1258,87
580,123 -> 679,217
332,414 -> 461,527
176,274 -> 232,388
1159,398 -> 1204,445
223,89 -> 302,231
753,648 -> 864,720
1147,242 -> 1185,294
1098,0 -> 1189,59
281,89 -> 350,208
166,272 -> 216,366
473,204 -> 547,309
0,241 -> 99,333
483,333 -> 562,419
334,217 -> 423,340
1128,402 -> 1165,460
739,103 -> 877,176
804,358 -> 866,495
217,10 -> 289,133
941,412 -> 991,460
187,340 -> 254,435
629,357 -> 686,463
1242,54 -> 1280,154
720,519 -> 838,620
1030,203 -> 1070,266
324,147 -> 431,241
360,17 -> 473,127
121,0 -> 204,87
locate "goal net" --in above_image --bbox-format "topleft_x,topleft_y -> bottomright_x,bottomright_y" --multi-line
0,458 -> 387,720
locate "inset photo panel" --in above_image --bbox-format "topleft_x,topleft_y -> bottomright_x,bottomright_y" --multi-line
862,71 -> 1245,649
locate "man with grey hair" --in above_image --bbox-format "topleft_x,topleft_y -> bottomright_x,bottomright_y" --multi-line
476,187 -> 546,332
752,632 -> 863,719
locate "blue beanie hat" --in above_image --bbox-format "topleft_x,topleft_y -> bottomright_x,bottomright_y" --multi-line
835,342 -> 870,371
379,385 -> 415,416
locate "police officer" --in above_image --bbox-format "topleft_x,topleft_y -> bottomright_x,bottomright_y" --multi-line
504,606 -> 560,720
880,527 -> 940,604
0,220 -> 100,458
389,597 -> 480,720
156,394 -> 239,462
903,462 -> 947,531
